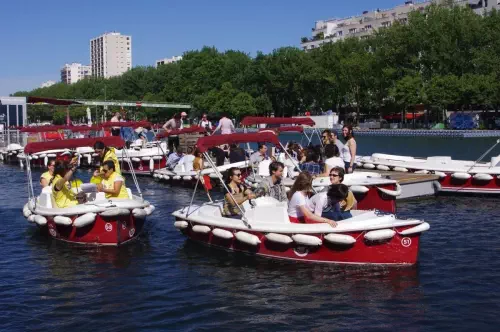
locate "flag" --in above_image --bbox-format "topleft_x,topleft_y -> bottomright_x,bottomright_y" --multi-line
201,175 -> 212,191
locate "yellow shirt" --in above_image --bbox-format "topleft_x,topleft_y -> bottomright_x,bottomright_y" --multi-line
91,148 -> 121,184
102,172 -> 129,199
40,171 -> 53,184
52,174 -> 78,208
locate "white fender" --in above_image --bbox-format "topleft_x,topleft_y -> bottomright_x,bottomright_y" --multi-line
377,183 -> 402,197
473,173 -> 493,181
163,175 -> 171,180
132,208 -> 148,219
433,181 -> 442,192
324,233 -> 356,245
364,229 -> 395,241
73,213 -> 97,227
152,156 -> 163,160
28,156 -> 33,160
414,170 -> 429,174
173,176 -> 181,180
183,176 -> 193,181
28,214 -> 36,223
292,234 -> 322,246
356,161 -> 363,167
153,173 -> 160,179
149,158 -> 154,170
451,172 -> 471,180
123,158 -> 131,162
144,205 -> 155,216
174,220 -> 189,229
86,154 -> 92,164
23,204 -> 32,218
54,215 -> 73,226
44,156 -> 48,167
194,175 -> 199,180
0,154 -> 3,161
34,215 -> 47,226
363,163 -> 375,169
132,157 -> 141,162
265,233 -> 293,244
393,167 -> 408,172
350,185 -> 370,194
209,173 -> 218,179
399,222 -> 430,235
100,208 -> 130,217
192,225 -> 211,234
142,156 -> 151,161
376,164 -> 390,171
212,228 -> 234,239
47,153 -> 57,158
235,231 -> 261,246
434,171 -> 447,178
19,160 -> 24,168
32,155 -> 39,160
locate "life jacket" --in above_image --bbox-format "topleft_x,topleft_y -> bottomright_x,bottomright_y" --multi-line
52,174 -> 78,208
102,172 -> 129,199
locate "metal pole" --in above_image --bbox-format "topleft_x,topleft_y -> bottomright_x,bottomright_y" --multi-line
186,171 -> 202,217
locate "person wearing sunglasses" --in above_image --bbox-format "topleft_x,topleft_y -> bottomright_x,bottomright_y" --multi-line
97,160 -> 129,199
40,160 -> 56,188
222,167 -> 256,219
327,167 -> 355,219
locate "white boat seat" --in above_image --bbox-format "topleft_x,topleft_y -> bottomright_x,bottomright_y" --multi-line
39,187 -> 53,209
243,198 -> 290,224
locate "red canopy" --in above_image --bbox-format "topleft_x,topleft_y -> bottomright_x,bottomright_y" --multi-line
70,125 -> 103,132
25,137 -> 125,154
156,126 -> 207,139
258,126 -> 304,133
100,121 -> 152,129
240,116 -> 315,127
196,132 -> 280,153
20,125 -> 74,133
27,96 -> 82,106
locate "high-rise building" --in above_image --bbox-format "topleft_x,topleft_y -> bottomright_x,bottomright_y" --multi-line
301,0 -> 500,50
90,32 -> 132,78
60,63 -> 91,84
155,56 -> 183,67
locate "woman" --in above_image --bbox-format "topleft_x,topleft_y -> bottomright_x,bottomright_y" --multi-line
341,125 -> 357,174
97,160 -> 129,199
40,160 -> 56,188
193,148 -> 204,171
223,167 -> 256,219
299,149 -> 321,176
92,141 -> 121,183
309,184 -> 352,221
321,144 -> 344,176
50,160 -> 80,208
287,172 -> 337,227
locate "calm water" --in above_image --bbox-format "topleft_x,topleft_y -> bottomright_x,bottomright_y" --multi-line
1,137 -> 500,331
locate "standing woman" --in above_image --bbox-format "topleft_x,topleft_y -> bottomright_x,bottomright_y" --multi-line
341,125 -> 357,174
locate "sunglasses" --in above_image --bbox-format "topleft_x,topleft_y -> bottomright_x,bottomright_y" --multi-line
233,173 -> 242,177
103,168 -> 111,173
329,174 -> 339,178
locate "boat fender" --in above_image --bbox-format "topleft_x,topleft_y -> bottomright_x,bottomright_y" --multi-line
173,175 -> 181,180
265,233 -> 293,244
174,220 -> 189,229
86,154 -> 92,164
377,183 -> 402,197
28,156 -> 32,160
132,157 -> 141,163
44,156 -> 48,167
142,156 -> 151,161
148,158 -> 154,170
32,155 -> 39,160
47,153 -> 57,158
433,171 -> 447,178
363,163 -> 375,169
100,208 -> 130,217
399,222 -> 430,235
54,215 -> 73,226
19,160 -> 24,168
163,175 -> 171,180
73,213 -> 97,227
364,229 -> 395,241
34,215 -> 47,226
152,156 -> 163,160
451,172 -> 471,180
324,233 -> 356,245
209,173 -> 218,179
235,231 -> 261,246
393,167 -> 408,172
28,214 -> 37,223
433,181 -> 442,192
132,208 -> 148,219
183,176 -> 193,181
350,185 -> 370,194
356,161 -> 363,167
473,173 -> 493,181
292,234 -> 322,246
194,175 -> 199,180
414,170 -> 429,174
0,154 -> 3,161
376,164 -> 390,171
212,228 -> 234,239
153,173 -> 160,179
23,204 -> 32,218
192,225 -> 211,234
144,205 -> 155,216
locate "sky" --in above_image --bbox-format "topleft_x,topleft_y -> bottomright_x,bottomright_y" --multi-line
0,0 -> 406,96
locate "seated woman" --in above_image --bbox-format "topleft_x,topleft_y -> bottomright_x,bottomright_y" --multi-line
97,160 -> 130,199
299,149 -> 322,176
328,167 -> 357,216
223,167 -> 256,219
40,160 -> 56,188
321,144 -> 344,176
287,172 -> 337,227
309,184 -> 352,221
51,160 -> 80,208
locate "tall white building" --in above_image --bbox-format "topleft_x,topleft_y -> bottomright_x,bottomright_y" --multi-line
155,56 -> 183,67
90,32 -> 132,78
60,63 -> 91,84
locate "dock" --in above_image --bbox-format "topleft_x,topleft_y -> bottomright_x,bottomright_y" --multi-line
358,169 -> 440,199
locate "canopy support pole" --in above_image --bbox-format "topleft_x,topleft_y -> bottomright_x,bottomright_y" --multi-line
186,170 -> 201,217
123,148 -> 143,200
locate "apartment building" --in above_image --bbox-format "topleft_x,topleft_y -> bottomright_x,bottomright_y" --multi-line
90,32 -> 132,78
60,63 -> 91,84
155,55 -> 183,67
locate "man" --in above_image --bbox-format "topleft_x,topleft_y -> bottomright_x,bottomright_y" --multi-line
163,113 -> 183,154
212,113 -> 235,135
110,112 -> 121,136
249,143 -> 268,167
322,129 -> 344,153
166,149 -> 184,170
258,161 -> 287,202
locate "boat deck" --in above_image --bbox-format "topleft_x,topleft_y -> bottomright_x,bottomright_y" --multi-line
358,169 -> 439,199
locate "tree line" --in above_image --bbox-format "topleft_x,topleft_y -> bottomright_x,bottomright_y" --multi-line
13,4 -> 500,125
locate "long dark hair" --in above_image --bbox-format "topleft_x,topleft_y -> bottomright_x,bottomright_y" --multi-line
288,172 -> 313,200
49,160 -> 69,186
93,141 -> 109,163
342,124 -> 354,141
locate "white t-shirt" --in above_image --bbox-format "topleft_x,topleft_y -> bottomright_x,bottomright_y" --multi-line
324,157 -> 345,173
199,119 -> 212,130
214,117 -> 235,134
287,191 -> 309,218
182,154 -> 195,172
307,192 -> 328,216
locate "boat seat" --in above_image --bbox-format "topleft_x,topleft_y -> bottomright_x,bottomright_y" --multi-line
38,186 -> 53,209
243,198 -> 290,224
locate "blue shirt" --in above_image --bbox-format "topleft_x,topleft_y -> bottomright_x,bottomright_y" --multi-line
167,153 -> 183,170
300,162 -> 321,175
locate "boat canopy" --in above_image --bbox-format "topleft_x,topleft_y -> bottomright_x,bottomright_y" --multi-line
258,126 -> 304,133
19,125 -> 75,133
27,96 -> 82,106
156,126 -> 206,139
196,132 -> 280,153
24,137 -> 125,154
240,116 -> 315,127
99,121 -> 152,129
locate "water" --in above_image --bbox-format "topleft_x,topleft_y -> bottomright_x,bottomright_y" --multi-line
1,138 -> 500,331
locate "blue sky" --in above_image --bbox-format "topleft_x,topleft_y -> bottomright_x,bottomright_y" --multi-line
0,0 -> 405,96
